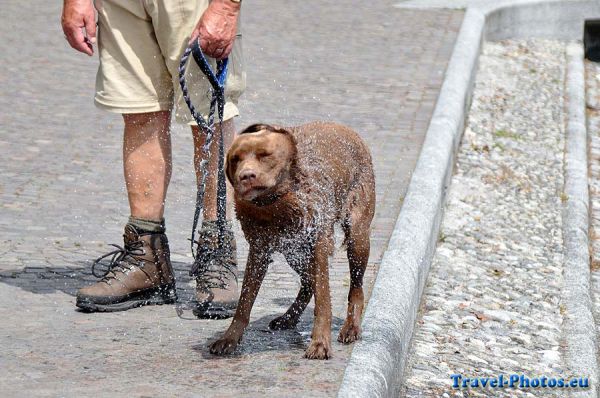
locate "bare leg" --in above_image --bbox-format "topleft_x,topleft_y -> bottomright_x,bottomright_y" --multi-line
191,118 -> 236,221
123,111 -> 172,220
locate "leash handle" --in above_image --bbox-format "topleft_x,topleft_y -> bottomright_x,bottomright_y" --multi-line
178,39 -> 229,261
191,42 -> 228,94
178,40 -> 228,131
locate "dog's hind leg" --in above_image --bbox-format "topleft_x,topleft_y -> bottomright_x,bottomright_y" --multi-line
338,225 -> 369,344
338,183 -> 374,344
269,274 -> 314,330
269,246 -> 315,330
304,233 -> 334,360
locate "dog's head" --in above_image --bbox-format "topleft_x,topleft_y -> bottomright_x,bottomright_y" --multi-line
226,124 -> 298,204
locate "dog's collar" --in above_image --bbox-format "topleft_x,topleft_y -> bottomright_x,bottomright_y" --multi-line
249,190 -> 286,207
248,179 -> 301,207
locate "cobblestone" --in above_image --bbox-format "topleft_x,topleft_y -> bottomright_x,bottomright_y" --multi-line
587,59 -> 600,377
401,39 -> 572,397
588,60 -> 600,268
0,1 -> 462,396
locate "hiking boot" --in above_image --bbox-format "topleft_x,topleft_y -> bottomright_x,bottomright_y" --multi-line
76,224 -> 177,312
191,220 -> 239,319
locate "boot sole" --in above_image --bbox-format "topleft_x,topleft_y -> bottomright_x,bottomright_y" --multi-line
192,301 -> 237,319
76,284 -> 177,313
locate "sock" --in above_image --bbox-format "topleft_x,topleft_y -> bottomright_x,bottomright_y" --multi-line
201,219 -> 233,231
128,216 -> 166,234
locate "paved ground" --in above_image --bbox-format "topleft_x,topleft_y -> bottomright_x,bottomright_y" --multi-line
0,1 -> 462,396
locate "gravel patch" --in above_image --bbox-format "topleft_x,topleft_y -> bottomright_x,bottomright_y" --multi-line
588,59 -> 600,269
401,39 -> 572,397
587,59 -> 600,376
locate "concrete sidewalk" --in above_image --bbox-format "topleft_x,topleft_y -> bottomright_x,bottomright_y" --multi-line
0,1 -> 462,396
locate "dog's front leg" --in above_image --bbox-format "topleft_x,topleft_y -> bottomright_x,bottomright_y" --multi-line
304,235 -> 333,360
209,246 -> 270,356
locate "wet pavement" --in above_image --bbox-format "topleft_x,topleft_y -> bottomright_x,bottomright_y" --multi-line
0,1 -> 462,396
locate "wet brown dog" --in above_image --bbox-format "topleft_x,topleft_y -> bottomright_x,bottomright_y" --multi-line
209,121 -> 375,360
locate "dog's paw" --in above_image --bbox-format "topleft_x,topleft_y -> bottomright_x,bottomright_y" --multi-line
209,337 -> 238,356
304,339 -> 332,360
337,322 -> 361,344
269,315 -> 298,330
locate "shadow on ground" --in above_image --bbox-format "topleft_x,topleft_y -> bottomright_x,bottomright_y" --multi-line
0,261 -> 231,303
0,260 -> 345,357
197,314 -> 346,358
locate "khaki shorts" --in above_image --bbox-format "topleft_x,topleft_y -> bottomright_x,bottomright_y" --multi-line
94,0 -> 245,124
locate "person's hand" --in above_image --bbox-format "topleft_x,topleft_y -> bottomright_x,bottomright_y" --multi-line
189,0 -> 241,60
61,0 -> 97,56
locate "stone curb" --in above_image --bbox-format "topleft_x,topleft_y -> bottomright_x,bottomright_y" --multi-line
338,2 -> 600,397
337,7 -> 485,398
563,43 -> 599,398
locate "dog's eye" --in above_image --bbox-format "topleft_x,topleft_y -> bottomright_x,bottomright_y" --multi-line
255,152 -> 272,160
230,155 -> 240,164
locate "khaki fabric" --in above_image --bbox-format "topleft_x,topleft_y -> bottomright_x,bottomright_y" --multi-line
94,0 -> 245,123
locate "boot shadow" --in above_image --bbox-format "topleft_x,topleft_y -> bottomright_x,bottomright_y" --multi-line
0,261 -> 197,300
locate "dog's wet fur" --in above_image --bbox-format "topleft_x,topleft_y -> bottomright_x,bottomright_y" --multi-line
209,121 -> 376,360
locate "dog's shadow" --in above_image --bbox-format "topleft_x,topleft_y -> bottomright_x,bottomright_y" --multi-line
194,313 -> 345,358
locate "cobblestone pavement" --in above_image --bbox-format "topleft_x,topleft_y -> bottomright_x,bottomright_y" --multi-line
401,40 -> 575,397
0,1 -> 462,396
589,62 -> 600,267
587,60 -> 600,375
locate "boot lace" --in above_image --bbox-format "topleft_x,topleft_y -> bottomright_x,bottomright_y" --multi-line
91,240 -> 145,279
190,233 -> 236,290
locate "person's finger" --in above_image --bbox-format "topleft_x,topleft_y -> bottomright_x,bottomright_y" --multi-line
64,24 -> 93,56
204,39 -> 218,57
205,38 -> 225,59
213,48 -> 224,59
198,26 -> 221,57
219,42 -> 234,60
199,36 -> 212,55
84,12 -> 96,45
188,30 -> 200,46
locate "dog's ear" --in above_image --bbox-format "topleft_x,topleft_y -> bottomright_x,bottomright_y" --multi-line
239,123 -> 290,136
272,128 -> 298,181
225,149 -> 235,186
280,129 -> 297,160
239,123 -> 271,135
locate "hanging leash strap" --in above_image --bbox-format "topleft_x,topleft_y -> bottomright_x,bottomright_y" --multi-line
178,39 -> 229,270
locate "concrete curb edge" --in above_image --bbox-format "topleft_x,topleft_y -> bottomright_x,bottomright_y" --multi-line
563,43 -> 599,398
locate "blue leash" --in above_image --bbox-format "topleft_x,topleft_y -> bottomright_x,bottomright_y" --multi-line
178,39 -> 229,270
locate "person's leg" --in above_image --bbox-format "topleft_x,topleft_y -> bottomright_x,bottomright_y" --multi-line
152,0 -> 244,318
191,118 -> 235,220
190,118 -> 239,319
75,110 -> 177,312
123,111 -> 172,221
77,0 -> 179,312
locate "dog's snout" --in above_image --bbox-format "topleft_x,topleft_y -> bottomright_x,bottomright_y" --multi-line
239,169 -> 256,183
